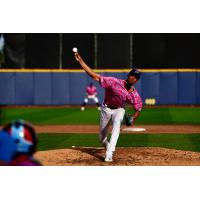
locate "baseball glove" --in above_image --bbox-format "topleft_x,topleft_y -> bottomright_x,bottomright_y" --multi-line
124,113 -> 133,126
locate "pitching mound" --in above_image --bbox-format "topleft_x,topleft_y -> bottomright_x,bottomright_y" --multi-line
35,147 -> 200,166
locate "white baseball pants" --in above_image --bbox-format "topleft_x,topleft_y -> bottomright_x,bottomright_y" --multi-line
84,95 -> 99,103
99,104 -> 125,152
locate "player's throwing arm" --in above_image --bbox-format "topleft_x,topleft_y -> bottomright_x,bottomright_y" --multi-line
74,50 -> 100,82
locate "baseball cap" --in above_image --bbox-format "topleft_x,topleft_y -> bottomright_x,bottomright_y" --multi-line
128,69 -> 141,80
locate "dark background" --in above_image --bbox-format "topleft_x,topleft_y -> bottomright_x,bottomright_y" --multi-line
1,33 -> 200,69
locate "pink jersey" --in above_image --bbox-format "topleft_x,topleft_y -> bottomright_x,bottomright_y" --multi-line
99,76 -> 142,111
86,85 -> 97,95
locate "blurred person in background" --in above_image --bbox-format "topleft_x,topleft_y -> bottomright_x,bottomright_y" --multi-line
2,120 -> 42,166
81,82 -> 101,111
0,130 -> 17,165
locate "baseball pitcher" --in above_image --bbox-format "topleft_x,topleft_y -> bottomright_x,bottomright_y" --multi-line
74,52 -> 142,162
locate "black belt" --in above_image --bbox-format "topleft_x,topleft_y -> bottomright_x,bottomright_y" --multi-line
103,103 -> 120,109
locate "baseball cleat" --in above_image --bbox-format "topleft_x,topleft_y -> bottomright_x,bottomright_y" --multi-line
104,152 -> 113,162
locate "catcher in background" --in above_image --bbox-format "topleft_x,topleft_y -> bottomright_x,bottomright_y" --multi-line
74,52 -> 142,162
81,82 -> 101,111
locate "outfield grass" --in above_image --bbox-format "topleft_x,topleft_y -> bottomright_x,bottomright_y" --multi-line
37,133 -> 200,153
0,107 -> 200,125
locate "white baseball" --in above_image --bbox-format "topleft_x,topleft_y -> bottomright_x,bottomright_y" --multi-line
72,47 -> 78,53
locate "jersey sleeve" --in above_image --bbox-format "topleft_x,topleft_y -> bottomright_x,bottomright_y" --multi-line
99,76 -> 117,89
129,91 -> 143,111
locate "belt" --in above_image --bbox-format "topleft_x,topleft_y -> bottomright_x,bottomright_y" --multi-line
103,103 -> 120,110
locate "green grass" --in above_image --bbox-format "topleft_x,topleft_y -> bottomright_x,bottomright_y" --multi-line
37,133 -> 200,153
0,108 -> 100,125
127,107 -> 200,125
0,107 -> 200,125
2,107 -> 199,154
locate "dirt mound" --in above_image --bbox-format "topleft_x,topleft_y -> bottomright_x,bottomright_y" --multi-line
33,124 -> 200,166
35,147 -> 200,166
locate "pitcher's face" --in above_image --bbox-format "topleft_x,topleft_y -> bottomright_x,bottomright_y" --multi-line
127,75 -> 138,85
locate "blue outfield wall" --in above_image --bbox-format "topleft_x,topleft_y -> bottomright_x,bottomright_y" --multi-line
0,70 -> 199,105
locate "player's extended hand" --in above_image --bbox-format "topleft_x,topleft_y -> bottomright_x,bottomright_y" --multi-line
74,52 -> 82,62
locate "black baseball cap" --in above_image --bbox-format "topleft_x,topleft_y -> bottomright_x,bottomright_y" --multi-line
128,69 -> 141,80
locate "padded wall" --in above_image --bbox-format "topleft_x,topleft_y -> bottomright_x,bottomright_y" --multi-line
0,71 -> 199,105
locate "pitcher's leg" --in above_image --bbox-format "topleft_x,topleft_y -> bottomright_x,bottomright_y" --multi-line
99,106 -> 112,148
108,108 -> 125,152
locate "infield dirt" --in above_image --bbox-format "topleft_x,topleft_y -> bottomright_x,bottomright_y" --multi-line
35,147 -> 200,166
34,124 -> 200,166
34,124 -> 200,134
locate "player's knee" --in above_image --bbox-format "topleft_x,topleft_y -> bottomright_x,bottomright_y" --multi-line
112,121 -> 122,132
112,119 -> 122,126
113,116 -> 124,124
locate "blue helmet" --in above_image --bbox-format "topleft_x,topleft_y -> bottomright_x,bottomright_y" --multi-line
2,120 -> 37,155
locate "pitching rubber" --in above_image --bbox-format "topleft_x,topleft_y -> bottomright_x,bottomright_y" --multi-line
122,127 -> 146,132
